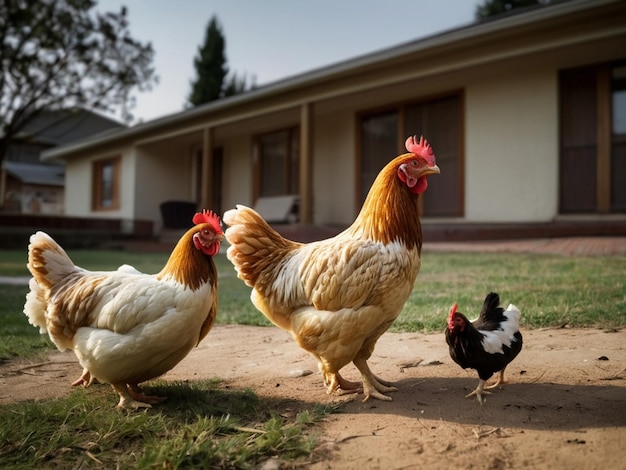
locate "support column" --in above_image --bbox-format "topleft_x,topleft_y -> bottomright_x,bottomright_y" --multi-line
201,126 -> 214,210
299,103 -> 313,224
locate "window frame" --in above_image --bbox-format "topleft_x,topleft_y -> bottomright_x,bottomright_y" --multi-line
356,91 -> 465,218
92,156 -> 121,211
253,127 -> 299,202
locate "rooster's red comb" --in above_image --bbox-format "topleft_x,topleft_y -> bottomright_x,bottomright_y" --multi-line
405,135 -> 436,167
192,209 -> 222,233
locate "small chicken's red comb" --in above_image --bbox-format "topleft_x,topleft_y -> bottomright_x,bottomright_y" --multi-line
448,303 -> 459,318
192,209 -> 222,233
405,135 -> 436,167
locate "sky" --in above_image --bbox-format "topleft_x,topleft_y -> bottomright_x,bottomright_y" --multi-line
96,0 -> 478,124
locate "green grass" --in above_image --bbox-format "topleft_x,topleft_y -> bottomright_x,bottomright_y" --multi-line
2,250 -> 625,361
395,252 -> 626,332
0,379 -> 336,469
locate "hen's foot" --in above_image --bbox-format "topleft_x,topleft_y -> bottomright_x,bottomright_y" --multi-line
113,384 -> 152,410
71,369 -> 92,387
129,384 -> 167,405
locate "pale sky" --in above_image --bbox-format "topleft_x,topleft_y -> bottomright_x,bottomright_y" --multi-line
96,0 -> 478,124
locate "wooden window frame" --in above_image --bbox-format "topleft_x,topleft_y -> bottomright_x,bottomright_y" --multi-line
356,91 -> 465,218
559,62 -> 626,214
92,157 -> 120,211
252,127 -> 299,202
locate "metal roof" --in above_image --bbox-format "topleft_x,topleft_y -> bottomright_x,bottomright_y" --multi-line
4,161 -> 65,186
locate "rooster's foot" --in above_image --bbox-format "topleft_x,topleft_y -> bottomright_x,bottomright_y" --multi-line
325,372 -> 362,396
362,375 -> 397,402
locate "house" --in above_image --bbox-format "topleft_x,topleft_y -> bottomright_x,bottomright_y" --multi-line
42,0 -> 626,241
1,108 -> 124,215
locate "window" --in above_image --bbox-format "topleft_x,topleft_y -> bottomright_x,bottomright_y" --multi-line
559,63 -> 626,213
254,128 -> 299,199
359,94 -> 464,217
92,157 -> 120,211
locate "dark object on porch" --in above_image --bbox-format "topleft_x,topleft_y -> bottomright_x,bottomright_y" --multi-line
160,201 -> 197,229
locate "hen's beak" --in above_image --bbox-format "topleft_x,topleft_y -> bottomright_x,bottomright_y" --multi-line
422,164 -> 440,176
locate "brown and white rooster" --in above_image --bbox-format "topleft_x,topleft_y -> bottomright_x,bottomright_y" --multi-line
23,210 -> 223,409
223,136 -> 440,401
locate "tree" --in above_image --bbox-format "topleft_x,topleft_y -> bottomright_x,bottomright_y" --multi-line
0,0 -> 157,164
475,0 -> 546,19
188,15 -> 251,107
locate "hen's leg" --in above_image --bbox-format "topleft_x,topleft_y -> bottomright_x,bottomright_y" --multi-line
352,357 -> 397,402
465,379 -> 491,405
112,383 -> 152,409
71,368 -> 92,387
128,384 -> 167,404
484,368 -> 507,390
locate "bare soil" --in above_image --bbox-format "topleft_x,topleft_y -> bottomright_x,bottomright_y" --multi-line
1,324 -> 625,469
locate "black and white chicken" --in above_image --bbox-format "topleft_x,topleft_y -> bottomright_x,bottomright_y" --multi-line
445,292 -> 523,404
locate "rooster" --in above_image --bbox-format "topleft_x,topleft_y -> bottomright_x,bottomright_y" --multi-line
445,292 -> 523,404
223,135 -> 440,401
23,210 -> 223,409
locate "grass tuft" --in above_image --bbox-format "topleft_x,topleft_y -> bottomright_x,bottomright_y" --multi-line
0,380 -> 333,469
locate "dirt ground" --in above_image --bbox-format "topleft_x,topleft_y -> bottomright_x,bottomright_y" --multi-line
1,324 -> 625,469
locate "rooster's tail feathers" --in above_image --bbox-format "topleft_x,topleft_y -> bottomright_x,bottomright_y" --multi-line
27,231 -> 78,289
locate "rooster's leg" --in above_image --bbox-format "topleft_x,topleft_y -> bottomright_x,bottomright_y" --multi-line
465,379 -> 491,405
323,371 -> 362,395
128,384 -> 167,404
353,357 -> 397,402
113,383 -> 152,409
484,369 -> 507,390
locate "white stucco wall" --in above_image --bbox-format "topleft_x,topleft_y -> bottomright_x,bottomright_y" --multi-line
464,68 -> 559,222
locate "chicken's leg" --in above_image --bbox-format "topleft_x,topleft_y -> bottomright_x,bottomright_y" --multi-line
323,370 -> 362,395
353,357 -> 397,402
113,383 -> 153,409
128,383 -> 167,405
71,368 -> 92,387
465,379 -> 491,405
484,368 -> 507,390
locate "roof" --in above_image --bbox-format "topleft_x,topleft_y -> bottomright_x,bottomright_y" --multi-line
14,108 -> 124,147
41,0 -> 625,161
4,161 -> 65,186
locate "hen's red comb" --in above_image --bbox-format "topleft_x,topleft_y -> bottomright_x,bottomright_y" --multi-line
405,135 -> 436,167
192,209 -> 222,233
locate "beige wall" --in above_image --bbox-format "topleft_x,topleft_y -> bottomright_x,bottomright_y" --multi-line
220,136 -> 253,214
64,146 -> 134,219
133,145 -> 193,231
464,67 -> 559,222
313,109 -> 356,225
